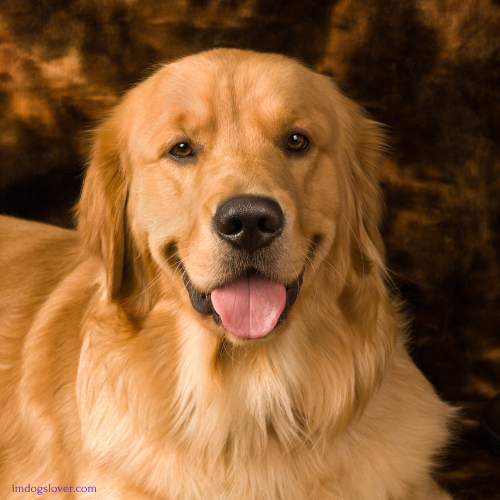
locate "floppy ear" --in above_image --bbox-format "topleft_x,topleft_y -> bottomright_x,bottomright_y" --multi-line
328,89 -> 398,335
337,95 -> 388,280
76,116 -> 128,300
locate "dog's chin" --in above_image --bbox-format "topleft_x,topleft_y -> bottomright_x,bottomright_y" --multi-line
181,265 -> 305,340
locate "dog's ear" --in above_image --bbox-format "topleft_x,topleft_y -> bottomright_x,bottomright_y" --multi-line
337,93 -> 388,281
76,115 -> 128,300
327,86 -> 396,327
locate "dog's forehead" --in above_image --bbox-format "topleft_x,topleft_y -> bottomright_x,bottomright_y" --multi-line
153,51 -> 329,121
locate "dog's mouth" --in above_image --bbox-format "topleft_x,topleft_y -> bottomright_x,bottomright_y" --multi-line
181,266 -> 305,339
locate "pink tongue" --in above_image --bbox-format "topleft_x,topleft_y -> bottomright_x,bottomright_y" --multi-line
211,275 -> 286,338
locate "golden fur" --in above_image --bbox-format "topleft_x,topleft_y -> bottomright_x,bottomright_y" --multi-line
0,49 -> 454,499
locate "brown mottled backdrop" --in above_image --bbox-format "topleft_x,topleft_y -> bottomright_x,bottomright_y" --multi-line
1,0 -> 499,497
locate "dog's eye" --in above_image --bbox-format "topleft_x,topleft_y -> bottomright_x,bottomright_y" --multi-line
169,142 -> 194,158
286,133 -> 309,152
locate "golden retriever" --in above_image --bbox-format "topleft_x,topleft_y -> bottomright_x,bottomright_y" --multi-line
0,49 -> 454,499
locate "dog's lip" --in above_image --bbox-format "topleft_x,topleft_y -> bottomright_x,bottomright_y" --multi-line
180,264 -> 305,334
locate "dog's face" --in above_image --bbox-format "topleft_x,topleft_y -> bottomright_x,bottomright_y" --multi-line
78,49 -> 386,345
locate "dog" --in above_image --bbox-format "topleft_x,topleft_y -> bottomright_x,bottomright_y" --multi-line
0,49 -> 454,499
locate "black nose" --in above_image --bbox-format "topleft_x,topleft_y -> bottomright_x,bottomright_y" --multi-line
213,195 -> 284,252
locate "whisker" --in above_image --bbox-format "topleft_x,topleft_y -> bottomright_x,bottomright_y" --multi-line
222,338 -> 242,365
322,257 -> 349,288
299,243 -> 319,309
301,235 -> 348,290
342,214 -> 364,278
156,253 -> 191,305
168,257 -> 190,295
122,245 -> 192,303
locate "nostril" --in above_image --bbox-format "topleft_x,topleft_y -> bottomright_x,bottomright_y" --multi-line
223,218 -> 243,235
258,216 -> 279,233
231,220 -> 243,234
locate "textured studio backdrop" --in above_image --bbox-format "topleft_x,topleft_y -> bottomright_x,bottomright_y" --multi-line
0,1 -> 499,497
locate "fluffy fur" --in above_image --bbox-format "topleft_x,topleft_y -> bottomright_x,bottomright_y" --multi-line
0,49 -> 454,499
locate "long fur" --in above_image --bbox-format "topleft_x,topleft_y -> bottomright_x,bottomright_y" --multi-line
0,49 -> 454,499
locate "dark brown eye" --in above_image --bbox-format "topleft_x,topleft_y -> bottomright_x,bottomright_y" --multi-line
286,133 -> 309,152
169,142 -> 193,158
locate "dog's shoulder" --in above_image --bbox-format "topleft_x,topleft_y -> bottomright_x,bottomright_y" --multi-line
0,215 -> 94,326
0,214 -> 77,245
0,215 -> 80,267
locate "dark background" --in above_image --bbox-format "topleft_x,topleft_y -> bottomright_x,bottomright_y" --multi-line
1,0 -> 499,496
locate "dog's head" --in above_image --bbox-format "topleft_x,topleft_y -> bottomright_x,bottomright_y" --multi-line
77,49 -> 389,347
